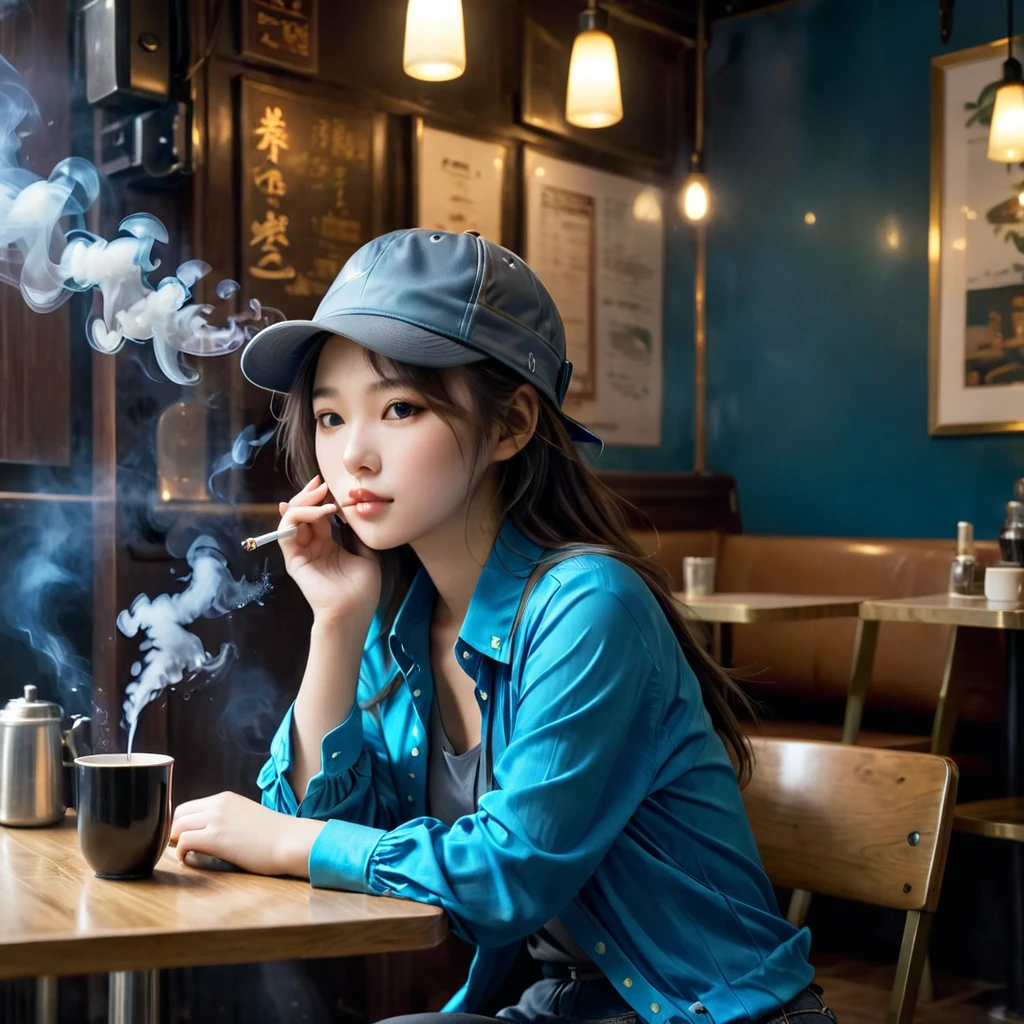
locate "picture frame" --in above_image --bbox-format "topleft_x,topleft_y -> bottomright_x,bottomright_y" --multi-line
412,119 -> 513,247
930,38 -> 1024,434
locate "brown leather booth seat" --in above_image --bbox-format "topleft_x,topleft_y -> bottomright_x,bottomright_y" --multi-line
630,531 -> 1005,746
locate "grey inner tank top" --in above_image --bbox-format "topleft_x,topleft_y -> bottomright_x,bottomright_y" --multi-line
426,694 -> 594,966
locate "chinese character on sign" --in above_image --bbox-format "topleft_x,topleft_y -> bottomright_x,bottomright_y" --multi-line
255,106 -> 289,165
253,166 -> 287,198
250,210 -> 296,280
281,21 -> 310,56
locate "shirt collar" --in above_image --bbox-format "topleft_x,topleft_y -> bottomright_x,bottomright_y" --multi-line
388,518 -> 546,669
460,518 -> 546,665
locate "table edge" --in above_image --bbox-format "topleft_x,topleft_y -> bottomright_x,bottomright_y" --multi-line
0,911 -> 450,981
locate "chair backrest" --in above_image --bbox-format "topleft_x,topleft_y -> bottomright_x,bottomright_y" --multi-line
742,738 -> 958,913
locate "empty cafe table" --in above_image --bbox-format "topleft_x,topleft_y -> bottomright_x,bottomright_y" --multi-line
859,594 -> 1024,1017
0,814 -> 448,1024
673,594 -> 876,742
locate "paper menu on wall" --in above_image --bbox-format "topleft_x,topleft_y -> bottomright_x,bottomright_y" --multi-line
524,149 -> 664,448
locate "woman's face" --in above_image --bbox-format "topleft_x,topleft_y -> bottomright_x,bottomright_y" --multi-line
311,335 -> 490,551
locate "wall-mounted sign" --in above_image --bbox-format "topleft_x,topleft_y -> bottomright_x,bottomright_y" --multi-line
241,0 -> 318,76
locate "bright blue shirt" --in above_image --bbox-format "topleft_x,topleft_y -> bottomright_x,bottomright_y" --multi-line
259,519 -> 814,1024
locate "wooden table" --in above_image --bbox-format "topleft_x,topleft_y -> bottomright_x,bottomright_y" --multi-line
0,815 -> 448,1023
860,594 -> 1024,1015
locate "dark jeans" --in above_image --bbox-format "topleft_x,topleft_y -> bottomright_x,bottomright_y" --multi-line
376,981 -> 837,1024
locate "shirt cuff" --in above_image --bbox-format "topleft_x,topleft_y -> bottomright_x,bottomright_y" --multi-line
308,818 -> 386,892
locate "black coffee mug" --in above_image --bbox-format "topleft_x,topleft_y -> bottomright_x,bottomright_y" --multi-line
75,753 -> 174,880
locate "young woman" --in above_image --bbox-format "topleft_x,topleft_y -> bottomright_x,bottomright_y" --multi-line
170,228 -> 834,1024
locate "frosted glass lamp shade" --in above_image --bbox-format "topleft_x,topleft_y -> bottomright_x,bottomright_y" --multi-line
989,79 -> 1024,162
565,29 -> 623,129
403,0 -> 466,82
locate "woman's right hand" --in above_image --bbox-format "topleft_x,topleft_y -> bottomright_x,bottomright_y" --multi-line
277,475 -> 381,629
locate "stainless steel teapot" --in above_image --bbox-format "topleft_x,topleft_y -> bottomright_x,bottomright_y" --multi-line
0,685 -> 91,827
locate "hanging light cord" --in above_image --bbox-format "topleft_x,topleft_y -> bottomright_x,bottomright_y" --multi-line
1010,0 -> 1015,63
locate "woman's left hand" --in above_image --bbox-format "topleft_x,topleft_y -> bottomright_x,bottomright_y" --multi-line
170,792 -> 326,877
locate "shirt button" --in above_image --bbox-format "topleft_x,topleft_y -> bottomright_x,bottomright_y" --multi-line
594,942 -> 606,955
490,636 -> 501,649
381,888 -> 392,896
408,772 -> 416,779
462,650 -> 471,660
330,751 -> 339,759
406,795 -> 414,803
413,689 -> 421,698
651,1005 -> 661,1015
411,747 -> 420,757
623,978 -> 633,988
479,691 -> 488,701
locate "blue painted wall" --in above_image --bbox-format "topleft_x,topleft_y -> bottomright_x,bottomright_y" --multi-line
604,0 -> 1024,539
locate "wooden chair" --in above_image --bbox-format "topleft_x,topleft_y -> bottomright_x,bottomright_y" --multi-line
741,738 -> 959,1024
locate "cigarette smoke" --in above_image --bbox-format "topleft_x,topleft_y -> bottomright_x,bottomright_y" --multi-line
0,56 -> 281,385
117,535 -> 272,753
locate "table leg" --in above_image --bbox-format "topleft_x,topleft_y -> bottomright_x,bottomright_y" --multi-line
108,970 -> 159,1024
713,622 -> 733,668
1007,631 -> 1024,1018
840,619 -> 880,745
34,976 -> 57,1024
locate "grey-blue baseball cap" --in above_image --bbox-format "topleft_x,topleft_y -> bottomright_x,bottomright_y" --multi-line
240,228 -> 603,458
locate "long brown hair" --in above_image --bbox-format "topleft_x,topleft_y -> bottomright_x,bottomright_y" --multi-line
278,335 -> 756,783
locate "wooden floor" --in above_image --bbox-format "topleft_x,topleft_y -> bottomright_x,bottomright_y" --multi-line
813,954 -> 1004,1024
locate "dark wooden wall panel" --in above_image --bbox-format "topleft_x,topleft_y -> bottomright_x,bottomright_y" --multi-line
0,1 -> 71,467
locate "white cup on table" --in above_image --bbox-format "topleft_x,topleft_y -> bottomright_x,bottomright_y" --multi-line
984,565 -> 1024,605
683,556 -> 716,598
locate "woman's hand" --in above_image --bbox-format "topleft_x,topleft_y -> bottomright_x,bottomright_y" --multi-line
278,474 -> 381,628
170,792 -> 326,877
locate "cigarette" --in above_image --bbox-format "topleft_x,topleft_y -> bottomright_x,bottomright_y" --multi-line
240,502 -> 356,552
241,525 -> 298,551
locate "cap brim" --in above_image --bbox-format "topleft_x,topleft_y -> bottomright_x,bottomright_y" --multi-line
563,414 -> 604,461
240,313 -> 486,393
240,312 -> 603,460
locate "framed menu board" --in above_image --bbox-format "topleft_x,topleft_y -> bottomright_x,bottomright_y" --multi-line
241,0 -> 318,75
240,78 -> 383,322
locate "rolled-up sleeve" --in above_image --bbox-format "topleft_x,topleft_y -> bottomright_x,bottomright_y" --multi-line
303,568 -> 665,948
258,692 -> 401,831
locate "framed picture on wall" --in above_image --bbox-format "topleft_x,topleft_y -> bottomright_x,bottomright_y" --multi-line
413,120 -> 512,246
930,39 -> 1024,434
523,148 -> 664,447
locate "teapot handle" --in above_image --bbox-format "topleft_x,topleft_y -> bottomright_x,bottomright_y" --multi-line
65,714 -> 93,759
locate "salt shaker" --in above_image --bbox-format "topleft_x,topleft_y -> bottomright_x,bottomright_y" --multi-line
1000,501 -> 1024,566
948,521 -> 977,596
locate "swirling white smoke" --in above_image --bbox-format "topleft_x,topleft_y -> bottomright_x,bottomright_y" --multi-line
0,55 -> 279,385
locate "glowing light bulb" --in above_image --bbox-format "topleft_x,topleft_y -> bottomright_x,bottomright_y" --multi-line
681,173 -> 709,222
565,5 -> 622,129
989,77 -> 1024,162
403,0 -> 466,82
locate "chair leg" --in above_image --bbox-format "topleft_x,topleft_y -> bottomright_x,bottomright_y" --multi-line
920,954 -> 936,1002
841,618 -> 880,746
930,626 -> 962,755
888,910 -> 932,1024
